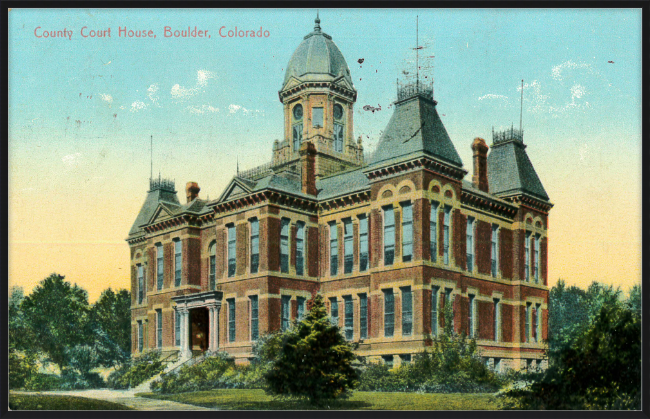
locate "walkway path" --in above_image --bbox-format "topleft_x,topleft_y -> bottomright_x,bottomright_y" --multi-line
12,389 -> 215,410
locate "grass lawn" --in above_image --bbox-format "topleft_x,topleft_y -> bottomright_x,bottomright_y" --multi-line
139,389 -> 499,410
9,393 -> 133,410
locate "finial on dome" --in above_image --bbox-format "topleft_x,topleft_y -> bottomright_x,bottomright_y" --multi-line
314,10 -> 321,32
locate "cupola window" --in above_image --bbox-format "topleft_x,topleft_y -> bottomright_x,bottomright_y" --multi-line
312,107 -> 324,128
334,123 -> 344,152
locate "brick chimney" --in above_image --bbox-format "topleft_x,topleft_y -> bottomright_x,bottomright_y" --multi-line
299,142 -> 317,196
471,137 -> 489,192
185,182 -> 200,203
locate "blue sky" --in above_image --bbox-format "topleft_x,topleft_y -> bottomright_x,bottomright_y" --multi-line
8,8 -> 642,299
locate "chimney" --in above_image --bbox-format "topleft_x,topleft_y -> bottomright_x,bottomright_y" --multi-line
299,142 -> 317,196
471,137 -> 489,192
185,182 -> 200,203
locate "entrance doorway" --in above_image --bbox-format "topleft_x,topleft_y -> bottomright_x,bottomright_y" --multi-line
190,307 -> 210,352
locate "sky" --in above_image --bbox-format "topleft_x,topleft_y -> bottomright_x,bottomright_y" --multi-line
8,8 -> 642,302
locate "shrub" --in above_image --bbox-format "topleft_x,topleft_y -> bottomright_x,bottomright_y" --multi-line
357,332 -> 503,393
9,350 -> 38,389
24,373 -> 64,391
106,351 -> 164,389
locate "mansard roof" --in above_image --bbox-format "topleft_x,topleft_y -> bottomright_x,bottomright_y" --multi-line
129,179 -> 181,236
316,167 -> 369,201
487,137 -> 549,202
368,88 -> 464,170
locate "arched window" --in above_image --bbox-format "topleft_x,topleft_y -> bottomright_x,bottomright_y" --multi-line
209,241 -> 217,289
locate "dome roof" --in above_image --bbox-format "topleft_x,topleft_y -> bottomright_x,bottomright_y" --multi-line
282,16 -> 353,88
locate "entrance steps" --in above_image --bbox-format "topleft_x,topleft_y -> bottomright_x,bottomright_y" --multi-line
133,351 -> 214,392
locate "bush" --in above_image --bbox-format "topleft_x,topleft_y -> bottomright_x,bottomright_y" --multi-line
500,301 -> 641,410
9,350 -> 38,389
24,373 -> 64,391
151,352 -> 264,394
106,351 -> 164,389
357,332 -> 503,393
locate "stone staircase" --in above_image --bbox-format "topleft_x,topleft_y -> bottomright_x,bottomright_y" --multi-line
133,351 -> 212,392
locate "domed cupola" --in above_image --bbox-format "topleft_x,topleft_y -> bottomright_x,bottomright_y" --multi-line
273,13 -> 363,180
281,15 -> 354,89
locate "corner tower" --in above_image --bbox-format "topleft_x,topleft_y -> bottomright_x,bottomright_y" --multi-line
274,14 -> 364,178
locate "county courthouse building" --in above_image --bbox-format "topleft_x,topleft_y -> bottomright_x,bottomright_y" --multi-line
128,16 -> 553,371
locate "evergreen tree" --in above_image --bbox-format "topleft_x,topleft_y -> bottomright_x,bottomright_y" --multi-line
264,294 -> 359,404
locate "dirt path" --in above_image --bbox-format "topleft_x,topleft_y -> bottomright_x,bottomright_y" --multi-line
12,389 -> 215,411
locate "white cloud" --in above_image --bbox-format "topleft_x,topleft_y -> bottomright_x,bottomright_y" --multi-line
147,84 -> 160,106
62,152 -> 82,166
518,80 -> 549,114
187,105 -> 220,114
100,93 -> 113,104
551,60 -> 592,81
171,69 -> 216,101
478,94 -> 509,102
228,104 -> 249,114
130,101 -> 148,112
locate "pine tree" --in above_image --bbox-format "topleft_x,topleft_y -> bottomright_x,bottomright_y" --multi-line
264,294 -> 359,404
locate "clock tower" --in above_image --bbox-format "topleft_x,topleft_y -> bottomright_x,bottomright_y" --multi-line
273,14 -> 364,179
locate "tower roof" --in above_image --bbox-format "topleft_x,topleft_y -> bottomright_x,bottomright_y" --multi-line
487,131 -> 549,201
368,85 -> 464,169
282,15 -> 353,89
128,178 -> 181,236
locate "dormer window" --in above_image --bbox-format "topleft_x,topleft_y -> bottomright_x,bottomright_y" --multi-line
312,107 -> 324,128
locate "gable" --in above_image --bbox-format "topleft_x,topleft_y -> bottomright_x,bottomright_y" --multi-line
334,76 -> 354,91
148,205 -> 174,225
217,178 -> 255,203
282,76 -> 303,91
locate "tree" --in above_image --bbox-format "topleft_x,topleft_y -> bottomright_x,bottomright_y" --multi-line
21,273 -> 91,371
9,286 -> 36,353
503,286 -> 641,410
88,288 -> 131,366
264,294 -> 359,404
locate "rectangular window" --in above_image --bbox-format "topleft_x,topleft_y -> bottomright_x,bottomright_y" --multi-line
383,206 -> 395,266
137,265 -> 144,304
384,289 -> 394,337
137,320 -> 143,352
402,202 -> 413,262
531,304 -> 537,343
491,225 -> 499,277
250,296 -> 259,341
228,225 -> 236,277
382,355 -> 394,368
280,218 -> 290,274
297,297 -> 306,321
281,295 -> 291,331
401,354 -> 412,364
175,310 -> 181,347
156,309 -> 162,349
525,232 -> 531,282
329,223 -> 338,276
174,239 -> 182,287
334,123 -> 344,152
443,207 -> 451,265
344,296 -> 353,340
209,243 -> 217,289
431,286 -> 440,336
536,303 -> 542,342
525,303 -> 531,343
494,299 -> 501,342
250,219 -> 259,274
445,288 -> 454,330
296,222 -> 304,276
228,298 -> 236,342
430,202 -> 438,262
466,217 -> 475,272
156,244 -> 163,290
330,297 -> 339,326
293,124 -> 303,151
401,287 -> 413,336
534,235 -> 540,283
359,216 -> 369,272
312,107 -> 324,127
468,294 -> 475,338
359,293 -> 368,339
344,219 -> 353,274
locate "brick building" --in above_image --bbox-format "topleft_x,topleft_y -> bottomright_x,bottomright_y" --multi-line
128,16 -> 552,371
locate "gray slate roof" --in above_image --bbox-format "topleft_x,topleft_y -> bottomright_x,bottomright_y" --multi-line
316,167 -> 370,200
369,96 -> 464,169
128,187 -> 181,236
282,19 -> 353,89
487,140 -> 549,201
